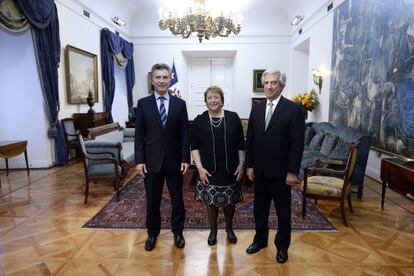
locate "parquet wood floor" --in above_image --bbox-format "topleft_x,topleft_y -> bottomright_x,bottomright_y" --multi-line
0,162 -> 413,275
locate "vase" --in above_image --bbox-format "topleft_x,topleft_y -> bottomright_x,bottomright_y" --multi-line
87,91 -> 95,114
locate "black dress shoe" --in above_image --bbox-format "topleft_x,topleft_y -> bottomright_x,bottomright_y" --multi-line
276,250 -> 288,263
246,243 -> 267,254
174,233 -> 185,248
145,235 -> 157,251
226,229 -> 237,244
207,230 -> 217,246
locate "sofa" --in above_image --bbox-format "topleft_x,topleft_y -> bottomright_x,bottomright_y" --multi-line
301,122 -> 372,198
84,123 -> 135,176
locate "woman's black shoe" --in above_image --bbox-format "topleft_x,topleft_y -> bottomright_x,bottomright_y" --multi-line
208,230 -> 217,245
226,228 -> 237,244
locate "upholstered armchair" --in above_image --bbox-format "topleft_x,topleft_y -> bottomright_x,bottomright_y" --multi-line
302,143 -> 359,227
77,132 -> 121,204
61,118 -> 81,160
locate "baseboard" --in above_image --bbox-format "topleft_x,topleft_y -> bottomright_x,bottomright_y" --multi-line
365,166 -> 381,182
0,159 -> 54,169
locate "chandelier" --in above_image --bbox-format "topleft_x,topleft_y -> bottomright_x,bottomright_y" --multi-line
158,0 -> 242,43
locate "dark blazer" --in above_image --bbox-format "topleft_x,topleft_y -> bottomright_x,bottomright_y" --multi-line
191,110 -> 245,174
245,96 -> 305,179
134,94 -> 190,172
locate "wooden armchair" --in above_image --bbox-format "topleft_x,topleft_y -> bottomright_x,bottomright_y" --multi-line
61,118 -> 81,160
302,143 -> 359,226
77,132 -> 121,204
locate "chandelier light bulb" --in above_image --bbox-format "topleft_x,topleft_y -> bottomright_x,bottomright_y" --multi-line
158,0 -> 242,43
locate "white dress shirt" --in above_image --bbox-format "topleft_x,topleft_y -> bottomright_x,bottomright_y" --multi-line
154,92 -> 170,115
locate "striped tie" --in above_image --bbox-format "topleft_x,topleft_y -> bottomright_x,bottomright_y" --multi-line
159,96 -> 167,127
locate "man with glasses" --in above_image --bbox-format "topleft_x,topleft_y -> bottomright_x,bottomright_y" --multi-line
245,69 -> 304,263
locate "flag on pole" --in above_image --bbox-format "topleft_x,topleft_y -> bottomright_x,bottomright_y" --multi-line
170,61 -> 178,87
169,60 -> 181,97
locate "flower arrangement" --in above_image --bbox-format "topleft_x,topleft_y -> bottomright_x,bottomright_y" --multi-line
292,89 -> 319,112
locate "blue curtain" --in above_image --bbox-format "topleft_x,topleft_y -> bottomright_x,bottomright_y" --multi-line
101,28 -> 135,123
124,41 -> 135,116
16,0 -> 67,165
100,29 -> 115,122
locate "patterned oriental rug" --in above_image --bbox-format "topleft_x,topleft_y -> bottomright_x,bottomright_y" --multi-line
83,175 -> 336,231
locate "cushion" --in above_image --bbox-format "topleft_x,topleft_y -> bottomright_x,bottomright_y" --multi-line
95,130 -> 124,143
88,163 -> 122,176
305,176 -> 343,197
304,126 -> 314,146
320,134 -> 339,156
329,139 -> 352,160
309,131 -> 325,150
121,142 -> 135,164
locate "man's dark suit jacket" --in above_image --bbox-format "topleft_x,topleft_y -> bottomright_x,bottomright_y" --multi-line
134,94 -> 190,173
245,96 -> 304,179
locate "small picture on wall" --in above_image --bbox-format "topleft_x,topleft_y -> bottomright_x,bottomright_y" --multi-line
253,69 -> 265,92
148,72 -> 155,93
252,97 -> 266,107
65,45 -> 98,104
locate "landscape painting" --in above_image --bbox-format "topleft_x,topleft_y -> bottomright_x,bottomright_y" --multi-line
65,45 -> 98,104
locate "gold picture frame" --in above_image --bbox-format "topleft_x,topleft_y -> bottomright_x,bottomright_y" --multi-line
65,45 -> 98,104
148,72 -> 155,93
252,97 -> 266,107
253,69 -> 265,92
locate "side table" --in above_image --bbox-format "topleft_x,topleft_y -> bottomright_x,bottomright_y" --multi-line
380,158 -> 414,210
0,140 -> 30,176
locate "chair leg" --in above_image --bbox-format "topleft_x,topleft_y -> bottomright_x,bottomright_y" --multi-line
347,194 -> 354,213
115,178 -> 120,201
314,199 -> 318,205
84,180 -> 89,204
340,198 -> 348,227
302,193 -> 307,219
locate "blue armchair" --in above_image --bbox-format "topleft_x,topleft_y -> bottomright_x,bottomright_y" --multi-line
77,132 -> 121,204
301,122 -> 372,198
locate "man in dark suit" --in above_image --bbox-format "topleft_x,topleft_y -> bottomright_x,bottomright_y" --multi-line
135,63 -> 190,251
245,69 -> 304,263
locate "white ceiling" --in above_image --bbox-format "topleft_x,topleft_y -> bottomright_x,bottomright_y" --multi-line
76,0 -> 329,37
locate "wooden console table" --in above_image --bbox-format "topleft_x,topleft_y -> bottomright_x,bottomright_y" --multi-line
0,140 -> 30,176
380,158 -> 414,210
73,112 -> 109,137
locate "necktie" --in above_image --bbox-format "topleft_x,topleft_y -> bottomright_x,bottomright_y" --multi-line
159,96 -> 167,127
265,102 -> 273,130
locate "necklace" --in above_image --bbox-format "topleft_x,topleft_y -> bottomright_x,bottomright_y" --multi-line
209,112 -> 224,128
208,110 -> 229,173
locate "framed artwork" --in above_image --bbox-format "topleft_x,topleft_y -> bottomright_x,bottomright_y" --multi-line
251,97 -> 266,107
148,72 -> 155,93
65,45 -> 98,104
329,0 -> 414,157
253,69 -> 265,92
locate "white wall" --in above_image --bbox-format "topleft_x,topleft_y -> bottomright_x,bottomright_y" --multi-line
112,66 -> 129,126
57,0 -> 104,117
57,0 -> 130,120
289,39 -> 310,100
0,0 -> 132,168
290,12 -> 334,123
0,30 -> 53,168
